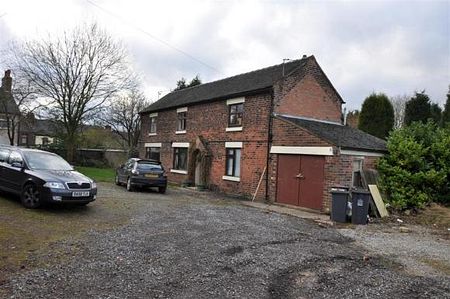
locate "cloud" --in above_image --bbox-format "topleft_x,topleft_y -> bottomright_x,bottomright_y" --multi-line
0,0 -> 448,108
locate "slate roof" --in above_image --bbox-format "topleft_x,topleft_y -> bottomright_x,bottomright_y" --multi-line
141,57 -> 313,113
21,118 -> 59,136
277,115 -> 387,152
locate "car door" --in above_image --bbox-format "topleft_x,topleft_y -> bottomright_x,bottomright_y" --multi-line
125,160 -> 135,178
2,150 -> 26,193
0,148 -> 11,190
118,159 -> 132,182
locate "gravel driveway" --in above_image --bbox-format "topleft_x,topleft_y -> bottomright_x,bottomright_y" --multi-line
2,183 -> 449,298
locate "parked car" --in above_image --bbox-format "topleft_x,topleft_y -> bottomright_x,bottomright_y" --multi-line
0,145 -> 97,209
115,158 -> 167,193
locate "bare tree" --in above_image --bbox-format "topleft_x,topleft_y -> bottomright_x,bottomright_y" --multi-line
390,94 -> 408,129
0,71 -> 36,145
101,86 -> 150,152
4,23 -> 130,161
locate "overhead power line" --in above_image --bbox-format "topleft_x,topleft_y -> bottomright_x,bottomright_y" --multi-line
85,0 -> 221,74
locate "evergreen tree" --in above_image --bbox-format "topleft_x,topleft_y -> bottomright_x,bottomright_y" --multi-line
443,87 -> 450,125
174,78 -> 187,90
404,92 -> 431,125
174,75 -> 202,91
430,102 -> 442,125
358,93 -> 395,139
188,75 -> 202,87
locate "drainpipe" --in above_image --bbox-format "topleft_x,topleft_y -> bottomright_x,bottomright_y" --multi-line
265,88 -> 275,202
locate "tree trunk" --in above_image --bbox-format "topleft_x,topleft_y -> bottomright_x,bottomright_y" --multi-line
66,138 -> 75,163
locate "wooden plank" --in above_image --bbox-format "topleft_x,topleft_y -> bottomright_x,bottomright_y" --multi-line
368,185 -> 389,217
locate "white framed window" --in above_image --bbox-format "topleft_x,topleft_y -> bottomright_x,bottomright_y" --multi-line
223,142 -> 242,182
171,142 -> 189,174
149,113 -> 157,135
226,97 -> 244,132
176,107 -> 187,133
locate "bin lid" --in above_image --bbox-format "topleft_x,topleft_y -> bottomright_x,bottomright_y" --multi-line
351,189 -> 371,194
330,188 -> 349,194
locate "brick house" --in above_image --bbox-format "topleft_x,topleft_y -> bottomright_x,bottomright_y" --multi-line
139,55 -> 386,212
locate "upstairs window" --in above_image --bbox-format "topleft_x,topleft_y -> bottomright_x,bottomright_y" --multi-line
228,103 -> 243,127
149,113 -> 157,134
176,108 -> 187,132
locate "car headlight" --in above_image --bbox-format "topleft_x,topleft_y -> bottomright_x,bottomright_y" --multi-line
91,181 -> 97,189
43,182 -> 66,189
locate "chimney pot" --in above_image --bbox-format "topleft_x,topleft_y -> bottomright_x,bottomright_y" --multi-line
302,55 -> 307,59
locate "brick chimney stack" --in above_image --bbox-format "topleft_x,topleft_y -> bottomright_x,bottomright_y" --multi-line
1,70 -> 12,93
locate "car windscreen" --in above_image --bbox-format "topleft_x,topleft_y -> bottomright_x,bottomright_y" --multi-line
137,162 -> 162,171
24,151 -> 73,171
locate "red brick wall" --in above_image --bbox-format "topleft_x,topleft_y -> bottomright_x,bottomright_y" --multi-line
322,154 -> 380,212
268,118 -> 333,208
267,116 -> 381,212
272,117 -> 331,147
273,58 -> 342,123
139,93 -> 271,200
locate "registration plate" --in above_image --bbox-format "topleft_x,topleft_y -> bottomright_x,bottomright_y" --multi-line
72,191 -> 90,197
145,174 -> 158,178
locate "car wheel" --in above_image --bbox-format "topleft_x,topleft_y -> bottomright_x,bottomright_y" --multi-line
115,174 -> 121,186
158,186 -> 166,194
126,178 -> 133,192
21,183 -> 41,209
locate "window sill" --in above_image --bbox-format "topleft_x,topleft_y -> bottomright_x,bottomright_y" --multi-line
226,127 -> 242,132
170,169 -> 187,175
148,132 -> 157,136
222,175 -> 240,182
175,130 -> 186,134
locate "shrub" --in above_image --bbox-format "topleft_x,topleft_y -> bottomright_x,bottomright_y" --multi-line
378,121 -> 450,209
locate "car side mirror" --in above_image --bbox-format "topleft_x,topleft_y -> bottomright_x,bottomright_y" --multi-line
11,161 -> 23,168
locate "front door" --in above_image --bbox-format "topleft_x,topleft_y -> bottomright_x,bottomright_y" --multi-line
276,155 -> 325,210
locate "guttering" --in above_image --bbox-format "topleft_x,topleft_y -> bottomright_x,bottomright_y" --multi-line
265,88 -> 275,202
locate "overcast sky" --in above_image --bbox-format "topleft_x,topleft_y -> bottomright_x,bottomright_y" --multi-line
0,0 -> 448,110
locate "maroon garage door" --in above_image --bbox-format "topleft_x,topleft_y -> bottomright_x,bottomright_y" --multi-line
276,155 -> 325,210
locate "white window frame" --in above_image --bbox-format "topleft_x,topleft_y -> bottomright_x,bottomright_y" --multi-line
176,107 -> 187,134
148,112 -> 158,136
223,142 -> 242,181
170,142 -> 189,174
226,97 -> 244,132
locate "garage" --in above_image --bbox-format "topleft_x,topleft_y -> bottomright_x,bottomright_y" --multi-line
276,154 -> 325,210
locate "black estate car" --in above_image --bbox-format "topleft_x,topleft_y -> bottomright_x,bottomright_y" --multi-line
0,145 -> 97,209
115,158 -> 167,193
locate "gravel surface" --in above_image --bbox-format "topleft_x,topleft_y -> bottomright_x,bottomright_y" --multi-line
2,183 -> 450,298
339,223 -> 450,278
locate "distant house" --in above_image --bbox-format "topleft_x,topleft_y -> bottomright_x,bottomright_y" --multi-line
0,70 -> 20,145
19,113 -> 58,147
139,55 -> 386,212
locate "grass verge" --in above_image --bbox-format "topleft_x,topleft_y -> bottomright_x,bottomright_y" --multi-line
75,166 -> 115,183
0,183 -> 137,286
